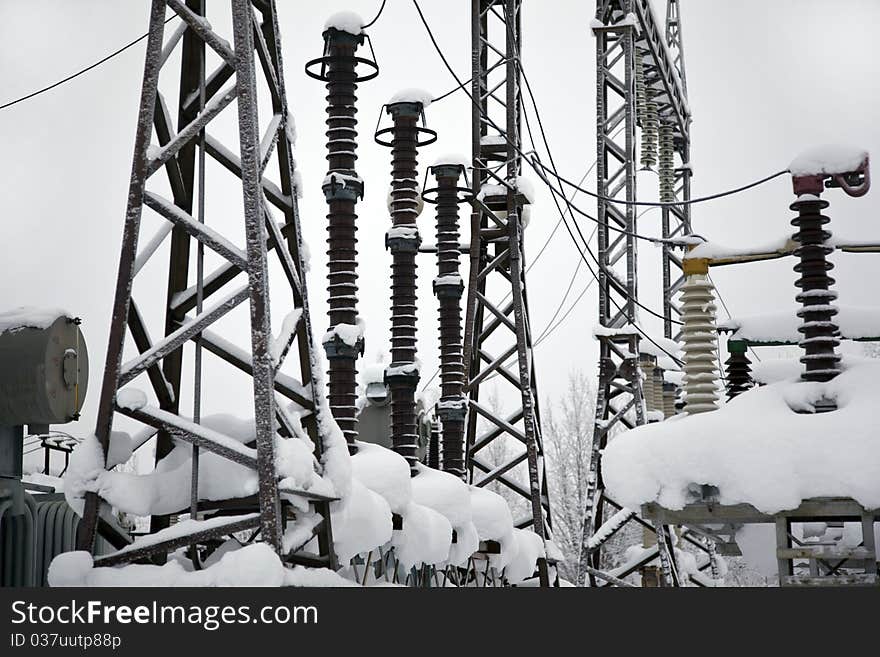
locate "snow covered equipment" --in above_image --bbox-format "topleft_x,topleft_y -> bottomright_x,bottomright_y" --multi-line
375,93 -> 435,475
424,159 -> 471,478
308,12 -> 379,455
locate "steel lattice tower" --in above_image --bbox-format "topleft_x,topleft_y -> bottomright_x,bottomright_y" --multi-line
578,0 -> 693,587
462,0 -> 551,587
77,0 -> 336,570
661,0 -> 693,338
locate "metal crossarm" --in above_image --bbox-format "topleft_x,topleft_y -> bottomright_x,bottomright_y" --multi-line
77,0 -> 336,571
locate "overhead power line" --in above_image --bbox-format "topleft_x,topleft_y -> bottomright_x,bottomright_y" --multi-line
530,158 -> 790,208
362,0 -> 388,29
0,16 -> 177,112
433,76 -> 474,103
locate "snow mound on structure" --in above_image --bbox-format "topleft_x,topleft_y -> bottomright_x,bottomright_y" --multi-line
284,566 -> 359,587
432,153 -> 470,168
411,463 -> 476,566
322,319 -> 364,349
49,544 -> 287,587
602,359 -> 880,513
750,358 -> 801,385
721,306 -> 880,343
391,502 -> 452,568
469,486 -> 519,570
411,463 -> 471,526
324,11 -> 364,35
116,388 -> 147,411
504,529 -> 545,584
789,145 -> 868,177
470,486 -> 513,541
351,441 -> 412,514
64,418 -> 328,518
683,235 -> 794,262
446,522 -> 480,567
389,88 -> 433,107
0,306 -> 69,334
331,479 -> 393,564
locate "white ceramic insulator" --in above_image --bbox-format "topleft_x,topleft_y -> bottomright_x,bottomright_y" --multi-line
658,124 -> 675,203
640,357 -> 656,414
680,273 -> 720,415
662,385 -> 677,418
652,368 -> 664,414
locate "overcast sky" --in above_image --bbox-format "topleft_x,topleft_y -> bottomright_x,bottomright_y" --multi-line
1,0 -> 878,443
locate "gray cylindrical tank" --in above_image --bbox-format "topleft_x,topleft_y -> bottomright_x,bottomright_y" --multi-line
0,312 -> 88,425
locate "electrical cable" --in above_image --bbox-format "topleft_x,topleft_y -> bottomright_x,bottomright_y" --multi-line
531,159 -> 790,208
536,282 -> 592,346
0,16 -> 177,111
362,0 -> 387,29
432,76 -> 474,103
533,206 -> 661,347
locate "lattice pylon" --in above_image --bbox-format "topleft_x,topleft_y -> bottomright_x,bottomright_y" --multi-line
77,0 -> 336,570
577,1 -> 691,588
462,0 -> 551,587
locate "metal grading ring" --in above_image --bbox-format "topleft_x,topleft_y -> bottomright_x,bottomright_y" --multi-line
304,54 -> 380,82
305,29 -> 380,82
421,163 -> 473,204
421,185 -> 473,204
374,124 -> 438,148
373,101 -> 438,147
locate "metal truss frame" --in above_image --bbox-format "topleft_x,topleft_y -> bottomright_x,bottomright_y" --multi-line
578,0 -> 693,587
77,0 -> 336,570
462,0 -> 551,587
659,0 -> 693,338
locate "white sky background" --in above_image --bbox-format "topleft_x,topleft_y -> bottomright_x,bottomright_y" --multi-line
1,0 -> 878,442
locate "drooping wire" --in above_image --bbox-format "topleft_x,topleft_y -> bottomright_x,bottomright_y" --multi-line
432,76 -> 474,103
531,158 -> 790,208
0,16 -> 177,111
534,208 -> 658,347
362,0 -> 388,29
536,282 -> 592,346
